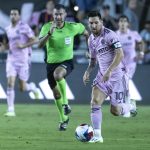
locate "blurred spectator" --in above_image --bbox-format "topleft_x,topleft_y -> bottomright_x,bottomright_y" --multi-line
0,26 -> 8,46
102,4 -> 118,31
124,0 -> 139,31
140,21 -> 150,63
38,0 -> 55,29
75,0 -> 98,22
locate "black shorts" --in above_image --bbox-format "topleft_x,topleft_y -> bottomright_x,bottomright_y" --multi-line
46,59 -> 74,89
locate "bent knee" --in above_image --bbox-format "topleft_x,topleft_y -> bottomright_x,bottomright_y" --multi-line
53,72 -> 63,81
91,98 -> 100,106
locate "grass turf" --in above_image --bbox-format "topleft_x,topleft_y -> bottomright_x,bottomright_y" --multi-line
0,104 -> 150,150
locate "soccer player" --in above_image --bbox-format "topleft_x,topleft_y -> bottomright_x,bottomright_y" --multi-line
83,11 -> 136,143
116,15 -> 144,106
0,8 -> 39,117
39,4 -> 89,131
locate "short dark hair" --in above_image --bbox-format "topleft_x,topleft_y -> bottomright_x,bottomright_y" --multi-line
88,11 -> 102,19
102,4 -> 110,10
54,4 -> 66,11
10,8 -> 20,14
118,15 -> 129,22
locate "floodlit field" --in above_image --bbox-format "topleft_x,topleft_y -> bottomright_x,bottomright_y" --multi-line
0,104 -> 150,150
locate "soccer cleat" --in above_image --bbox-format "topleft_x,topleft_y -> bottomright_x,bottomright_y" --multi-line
88,136 -> 103,143
130,110 -> 137,117
130,99 -> 137,117
4,111 -> 16,117
58,117 -> 69,131
63,104 -> 71,115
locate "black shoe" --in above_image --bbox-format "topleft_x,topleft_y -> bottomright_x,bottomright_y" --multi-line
63,104 -> 71,115
130,110 -> 137,117
58,117 -> 69,131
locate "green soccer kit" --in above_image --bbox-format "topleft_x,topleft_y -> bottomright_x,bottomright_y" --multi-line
39,22 -> 85,63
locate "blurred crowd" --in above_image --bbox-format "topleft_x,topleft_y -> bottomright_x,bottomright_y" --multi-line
0,0 -> 150,64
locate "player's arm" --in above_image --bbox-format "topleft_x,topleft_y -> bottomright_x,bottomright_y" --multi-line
136,40 -> 145,60
83,38 -> 97,85
83,57 -> 97,85
17,37 -> 39,49
82,29 -> 89,43
38,22 -> 56,48
0,40 -> 9,52
102,47 -> 124,82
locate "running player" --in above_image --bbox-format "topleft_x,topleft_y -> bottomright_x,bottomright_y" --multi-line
116,15 -> 144,108
39,4 -> 89,131
83,11 -> 136,143
0,8 -> 39,117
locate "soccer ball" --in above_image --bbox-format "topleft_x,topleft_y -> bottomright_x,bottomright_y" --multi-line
75,124 -> 94,142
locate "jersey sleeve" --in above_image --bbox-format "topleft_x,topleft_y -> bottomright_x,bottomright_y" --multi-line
107,31 -> 122,50
39,23 -> 49,38
25,24 -> 34,38
88,37 -> 96,59
73,23 -> 85,35
133,31 -> 142,42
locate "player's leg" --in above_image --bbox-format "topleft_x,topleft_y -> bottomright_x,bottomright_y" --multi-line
127,64 -> 137,115
47,64 -> 68,131
52,86 -> 69,131
5,76 -> 16,116
5,61 -> 17,116
18,64 -> 39,99
54,61 -> 73,115
89,86 -> 106,143
110,75 -> 136,117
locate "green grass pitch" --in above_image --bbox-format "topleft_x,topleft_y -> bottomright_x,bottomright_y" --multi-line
0,104 -> 150,150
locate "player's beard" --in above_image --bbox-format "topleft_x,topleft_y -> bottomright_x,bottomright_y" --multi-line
56,20 -> 64,27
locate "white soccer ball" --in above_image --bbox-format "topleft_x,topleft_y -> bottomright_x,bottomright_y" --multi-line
75,124 -> 94,142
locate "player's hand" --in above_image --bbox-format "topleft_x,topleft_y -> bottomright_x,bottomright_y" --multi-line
49,22 -> 57,35
16,43 -> 25,49
83,71 -> 90,85
134,52 -> 144,62
102,69 -> 112,82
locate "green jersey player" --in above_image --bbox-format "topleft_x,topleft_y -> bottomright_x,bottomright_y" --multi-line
39,4 -> 89,131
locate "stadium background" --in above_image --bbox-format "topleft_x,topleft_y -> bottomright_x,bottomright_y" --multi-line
0,1 -> 150,150
0,0 -> 150,105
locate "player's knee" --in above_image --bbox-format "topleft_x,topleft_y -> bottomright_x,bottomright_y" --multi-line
53,72 -> 63,81
110,105 -> 120,116
91,97 -> 100,105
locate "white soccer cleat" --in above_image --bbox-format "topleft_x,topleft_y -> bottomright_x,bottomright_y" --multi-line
130,99 -> 137,117
88,136 -> 103,143
4,111 -> 16,117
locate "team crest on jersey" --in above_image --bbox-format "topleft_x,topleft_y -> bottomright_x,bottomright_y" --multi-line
101,39 -> 106,45
16,30 -> 20,34
128,36 -> 131,40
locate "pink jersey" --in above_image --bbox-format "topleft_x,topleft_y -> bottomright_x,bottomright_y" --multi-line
88,26 -> 125,81
116,29 -> 142,65
5,21 -> 34,65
